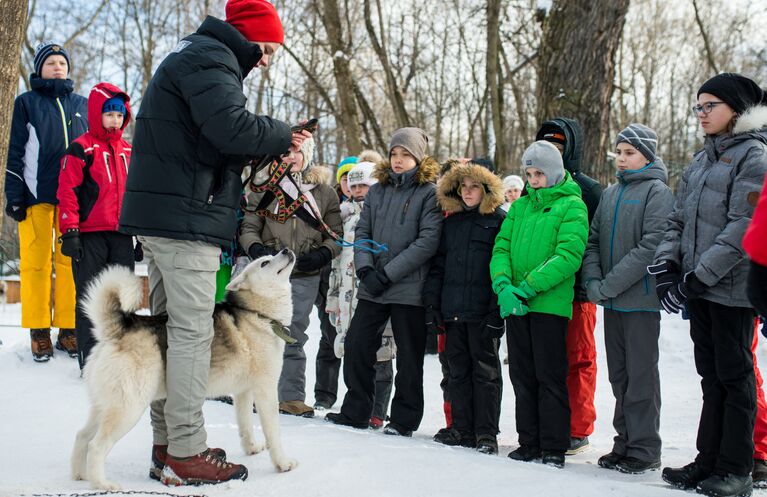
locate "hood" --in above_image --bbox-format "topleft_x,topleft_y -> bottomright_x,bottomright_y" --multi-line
536,117 -> 583,173
617,157 -> 669,185
302,164 -> 333,186
437,162 -> 504,214
525,171 -> 582,205
87,82 -> 132,142
702,105 -> 767,161
372,156 -> 440,186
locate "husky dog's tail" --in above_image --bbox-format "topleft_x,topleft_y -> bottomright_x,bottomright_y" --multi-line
83,265 -> 143,342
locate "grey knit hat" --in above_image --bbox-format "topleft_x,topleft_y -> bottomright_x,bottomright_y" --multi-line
521,141 -> 565,187
389,127 -> 429,163
616,123 -> 658,162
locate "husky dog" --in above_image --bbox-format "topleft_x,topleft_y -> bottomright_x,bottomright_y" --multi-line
71,249 -> 298,490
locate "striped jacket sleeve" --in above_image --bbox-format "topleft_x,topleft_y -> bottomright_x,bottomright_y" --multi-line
5,97 -> 30,206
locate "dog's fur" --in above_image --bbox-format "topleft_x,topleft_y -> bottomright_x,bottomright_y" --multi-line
71,250 -> 298,490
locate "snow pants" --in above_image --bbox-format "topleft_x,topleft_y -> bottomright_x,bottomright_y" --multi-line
751,321 -> 767,460
280,274 -> 321,403
567,300 -> 597,438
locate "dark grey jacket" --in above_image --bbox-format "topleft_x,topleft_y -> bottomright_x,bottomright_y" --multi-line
654,105 -> 767,308
582,159 -> 674,311
354,157 -> 443,306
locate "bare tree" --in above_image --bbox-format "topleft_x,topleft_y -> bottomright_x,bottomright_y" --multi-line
0,0 -> 29,229
486,0 -> 506,166
536,0 -> 630,182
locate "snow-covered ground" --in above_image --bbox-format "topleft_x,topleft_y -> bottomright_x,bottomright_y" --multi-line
0,300 -> 765,497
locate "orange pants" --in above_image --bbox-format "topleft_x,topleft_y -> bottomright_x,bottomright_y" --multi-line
567,301 -> 597,438
753,319 -> 767,459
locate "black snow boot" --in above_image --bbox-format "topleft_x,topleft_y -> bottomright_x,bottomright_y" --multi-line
542,451 -> 565,468
662,462 -> 711,490
324,412 -> 368,430
476,435 -> 498,455
598,451 -> 624,470
508,445 -> 541,462
615,456 -> 661,474
696,473 -> 753,497
433,428 -> 474,447
752,459 -> 767,489
383,422 -> 413,437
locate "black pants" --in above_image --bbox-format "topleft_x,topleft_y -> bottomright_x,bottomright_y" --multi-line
506,312 -> 570,452
689,298 -> 756,476
445,322 -> 502,437
340,299 -> 426,430
748,262 -> 767,318
314,266 -> 341,407
72,231 -> 135,369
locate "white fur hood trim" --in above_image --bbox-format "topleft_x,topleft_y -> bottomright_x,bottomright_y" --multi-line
733,105 -> 767,135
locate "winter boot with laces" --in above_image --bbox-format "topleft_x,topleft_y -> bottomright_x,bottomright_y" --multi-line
597,451 -> 624,470
55,328 -> 78,358
696,472 -> 753,497
615,456 -> 661,474
160,449 -> 247,486
30,328 -> 53,362
752,459 -> 767,489
662,461 -> 711,490
150,444 -> 227,481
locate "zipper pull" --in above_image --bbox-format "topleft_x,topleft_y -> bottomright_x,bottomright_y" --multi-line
207,195 -> 213,204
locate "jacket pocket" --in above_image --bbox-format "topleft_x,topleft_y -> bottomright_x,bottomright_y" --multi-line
471,220 -> 500,245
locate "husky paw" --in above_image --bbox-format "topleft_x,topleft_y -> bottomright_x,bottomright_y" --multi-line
72,471 -> 85,481
92,480 -> 121,491
243,439 -> 266,455
274,456 -> 298,472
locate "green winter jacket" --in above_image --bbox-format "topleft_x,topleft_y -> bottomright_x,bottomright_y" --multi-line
490,172 -> 589,319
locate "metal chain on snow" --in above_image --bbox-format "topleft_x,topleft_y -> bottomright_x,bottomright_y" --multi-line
23,490 -> 208,497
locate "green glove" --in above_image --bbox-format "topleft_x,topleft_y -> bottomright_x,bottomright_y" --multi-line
516,280 -> 536,299
498,286 -> 529,318
492,275 -> 511,295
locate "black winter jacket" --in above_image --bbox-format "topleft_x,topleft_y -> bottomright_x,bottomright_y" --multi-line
423,162 -> 506,322
5,76 -> 88,207
119,16 -> 292,246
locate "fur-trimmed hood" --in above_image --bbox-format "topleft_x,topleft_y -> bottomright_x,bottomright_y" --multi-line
302,164 -> 333,185
437,162 -> 505,214
372,156 -> 440,186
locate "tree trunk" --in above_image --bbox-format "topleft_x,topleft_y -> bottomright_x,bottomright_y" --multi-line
316,0 -> 363,153
0,0 -> 29,229
486,0 -> 506,166
536,0 -> 630,182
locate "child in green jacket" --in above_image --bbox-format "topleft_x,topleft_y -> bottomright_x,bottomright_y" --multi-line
490,140 -> 589,468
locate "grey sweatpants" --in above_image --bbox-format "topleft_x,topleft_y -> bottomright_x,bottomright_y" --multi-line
604,309 -> 662,462
140,236 -> 220,458
281,274 -> 321,402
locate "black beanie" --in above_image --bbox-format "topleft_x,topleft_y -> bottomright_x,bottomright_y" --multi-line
697,73 -> 766,115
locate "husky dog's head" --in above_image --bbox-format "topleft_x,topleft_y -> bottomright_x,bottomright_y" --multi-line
225,249 -> 295,325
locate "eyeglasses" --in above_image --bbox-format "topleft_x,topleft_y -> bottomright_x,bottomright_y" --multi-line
692,101 -> 726,116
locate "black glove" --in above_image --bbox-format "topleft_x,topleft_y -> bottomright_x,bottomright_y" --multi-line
481,312 -> 505,339
248,243 -> 277,260
358,267 -> 390,297
425,305 -> 445,335
659,270 -> 707,314
647,260 -> 680,301
59,229 -> 83,262
5,203 -> 26,222
133,241 -> 144,262
296,247 -> 332,272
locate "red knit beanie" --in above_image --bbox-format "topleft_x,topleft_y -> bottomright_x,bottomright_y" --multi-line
225,0 -> 284,44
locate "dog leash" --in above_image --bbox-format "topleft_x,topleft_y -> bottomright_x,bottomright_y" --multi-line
335,238 -> 389,254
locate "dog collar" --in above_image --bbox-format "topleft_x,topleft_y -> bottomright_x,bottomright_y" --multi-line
271,321 -> 297,344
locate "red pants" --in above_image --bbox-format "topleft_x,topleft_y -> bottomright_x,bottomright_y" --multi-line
753,319 -> 767,460
567,301 -> 597,438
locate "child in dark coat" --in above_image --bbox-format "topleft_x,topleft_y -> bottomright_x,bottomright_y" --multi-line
423,160 -> 505,454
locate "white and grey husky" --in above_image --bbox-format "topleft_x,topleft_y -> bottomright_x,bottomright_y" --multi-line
71,249 -> 298,490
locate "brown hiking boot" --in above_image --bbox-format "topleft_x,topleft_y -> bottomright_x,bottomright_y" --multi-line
160,449 -> 247,486
30,328 -> 53,362
55,328 -> 78,358
150,444 -> 227,481
279,400 -> 315,418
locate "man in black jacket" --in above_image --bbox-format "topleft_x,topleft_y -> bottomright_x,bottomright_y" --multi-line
536,118 -> 602,455
119,0 -> 309,486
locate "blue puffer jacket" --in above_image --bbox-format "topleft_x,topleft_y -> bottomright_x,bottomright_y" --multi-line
5,76 -> 88,208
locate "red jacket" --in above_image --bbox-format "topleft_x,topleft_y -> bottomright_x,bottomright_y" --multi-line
57,82 -> 132,233
744,175 -> 767,266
